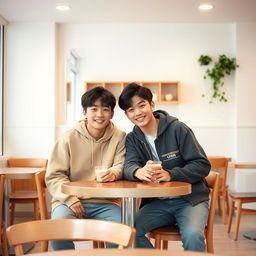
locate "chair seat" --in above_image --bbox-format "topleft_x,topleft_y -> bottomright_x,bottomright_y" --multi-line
9,191 -> 38,200
150,225 -> 180,236
229,191 -> 256,199
227,191 -> 256,240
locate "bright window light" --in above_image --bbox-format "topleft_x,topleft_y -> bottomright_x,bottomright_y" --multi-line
198,4 -> 214,11
56,4 -> 70,11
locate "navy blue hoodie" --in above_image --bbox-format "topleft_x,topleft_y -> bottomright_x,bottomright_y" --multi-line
124,110 -> 211,206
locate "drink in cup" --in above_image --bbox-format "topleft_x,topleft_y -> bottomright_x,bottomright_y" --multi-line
95,166 -> 108,182
148,161 -> 162,183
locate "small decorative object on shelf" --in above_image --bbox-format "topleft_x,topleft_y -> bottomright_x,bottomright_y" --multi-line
198,54 -> 239,103
165,93 -> 173,101
85,81 -> 179,104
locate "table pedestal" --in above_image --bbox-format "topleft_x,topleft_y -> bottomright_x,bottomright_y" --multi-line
121,197 -> 136,227
121,197 -> 136,248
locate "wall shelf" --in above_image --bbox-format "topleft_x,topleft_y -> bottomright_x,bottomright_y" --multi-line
85,81 -> 179,104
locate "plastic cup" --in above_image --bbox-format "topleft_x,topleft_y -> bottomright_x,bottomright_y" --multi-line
95,166 -> 108,182
148,161 -> 162,170
148,161 -> 162,183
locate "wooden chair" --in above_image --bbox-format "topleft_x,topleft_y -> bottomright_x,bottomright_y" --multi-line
34,170 -> 48,251
0,174 -> 9,256
227,163 -> 256,241
34,170 -> 104,251
148,171 -> 220,253
208,156 -> 230,224
6,219 -> 136,255
7,158 -> 48,225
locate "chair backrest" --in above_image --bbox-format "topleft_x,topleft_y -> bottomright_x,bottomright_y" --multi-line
207,156 -> 229,191
7,158 -> 48,191
205,171 -> 220,243
35,170 -> 48,220
7,219 -> 136,255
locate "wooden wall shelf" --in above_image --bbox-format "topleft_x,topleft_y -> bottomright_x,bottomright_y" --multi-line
84,81 -> 179,104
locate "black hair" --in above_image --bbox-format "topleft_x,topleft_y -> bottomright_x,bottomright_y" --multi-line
118,83 -> 152,111
81,86 -> 116,111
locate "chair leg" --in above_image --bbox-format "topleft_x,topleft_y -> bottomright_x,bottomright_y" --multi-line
221,193 -> 227,224
206,234 -> 214,253
226,190 -> 230,214
227,199 -> 234,233
92,241 -> 105,248
1,228 -> 9,256
10,202 -> 15,225
217,196 -> 222,216
234,200 -> 242,241
162,240 -> 168,249
34,199 -> 40,220
41,241 -> 48,252
154,234 -> 161,249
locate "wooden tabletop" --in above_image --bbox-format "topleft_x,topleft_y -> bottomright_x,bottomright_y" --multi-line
62,180 -> 191,198
30,249 -> 212,256
0,167 -> 43,179
234,163 -> 256,169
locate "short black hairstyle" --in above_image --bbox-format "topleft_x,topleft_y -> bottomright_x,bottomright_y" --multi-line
81,86 -> 116,111
118,83 -> 153,111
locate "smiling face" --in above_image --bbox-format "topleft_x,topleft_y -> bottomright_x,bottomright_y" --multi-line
125,95 -> 155,129
84,99 -> 114,136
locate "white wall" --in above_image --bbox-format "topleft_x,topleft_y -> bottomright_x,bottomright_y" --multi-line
5,22 -> 56,158
57,23 -> 238,157
235,23 -> 256,162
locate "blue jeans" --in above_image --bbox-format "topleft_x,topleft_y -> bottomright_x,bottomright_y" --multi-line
51,203 -> 121,250
135,198 -> 209,251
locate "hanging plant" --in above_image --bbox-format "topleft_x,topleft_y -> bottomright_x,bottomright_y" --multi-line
198,54 -> 239,103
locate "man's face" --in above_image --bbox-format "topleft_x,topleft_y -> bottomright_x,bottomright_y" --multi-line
84,99 -> 114,132
125,95 -> 155,128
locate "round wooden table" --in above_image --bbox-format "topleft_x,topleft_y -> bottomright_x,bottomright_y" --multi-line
30,248 -> 211,256
62,180 -> 191,227
0,167 -> 44,254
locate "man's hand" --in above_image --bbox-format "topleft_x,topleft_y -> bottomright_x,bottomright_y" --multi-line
134,160 -> 155,182
100,170 -> 117,182
152,168 -> 171,182
134,160 -> 171,182
70,201 -> 85,218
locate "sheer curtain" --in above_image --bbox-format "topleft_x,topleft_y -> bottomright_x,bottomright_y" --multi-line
0,23 -> 4,155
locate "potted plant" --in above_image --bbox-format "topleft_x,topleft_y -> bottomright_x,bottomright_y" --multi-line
198,54 -> 239,103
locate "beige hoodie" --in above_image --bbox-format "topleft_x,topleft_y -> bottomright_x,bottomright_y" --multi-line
46,120 -> 126,211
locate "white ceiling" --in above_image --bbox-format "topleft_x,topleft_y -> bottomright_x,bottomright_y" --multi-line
0,0 -> 256,24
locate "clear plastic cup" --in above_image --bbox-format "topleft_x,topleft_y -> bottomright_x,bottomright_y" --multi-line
95,166 -> 108,182
148,161 -> 162,183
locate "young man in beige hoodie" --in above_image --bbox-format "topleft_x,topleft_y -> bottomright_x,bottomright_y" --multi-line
46,87 -> 126,250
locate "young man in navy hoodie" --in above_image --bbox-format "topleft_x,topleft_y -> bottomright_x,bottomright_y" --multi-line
118,83 -> 211,252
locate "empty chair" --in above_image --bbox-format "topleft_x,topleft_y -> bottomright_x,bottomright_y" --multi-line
7,158 -> 48,224
148,171 -> 220,253
227,163 -> 256,241
0,174 -> 9,256
208,156 -> 230,224
6,219 -> 136,255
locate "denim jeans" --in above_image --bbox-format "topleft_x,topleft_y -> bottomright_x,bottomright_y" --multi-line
51,203 -> 121,250
135,198 -> 209,251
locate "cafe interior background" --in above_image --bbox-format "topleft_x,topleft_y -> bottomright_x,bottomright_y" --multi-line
0,0 -> 255,213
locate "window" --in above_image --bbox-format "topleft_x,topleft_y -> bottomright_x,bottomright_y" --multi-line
66,50 -> 80,123
0,24 -> 4,155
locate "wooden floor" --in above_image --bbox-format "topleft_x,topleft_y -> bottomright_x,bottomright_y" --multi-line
14,214 -> 256,255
